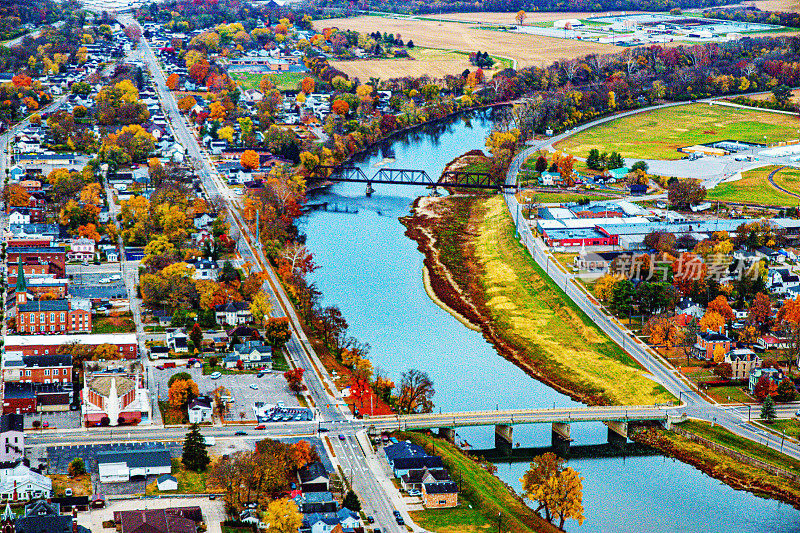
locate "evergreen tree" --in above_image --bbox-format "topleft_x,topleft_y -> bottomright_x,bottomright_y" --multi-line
586,149 -> 600,170
343,490 -> 361,512
761,395 -> 777,422
608,152 -> 624,169
182,423 -> 210,472
535,155 -> 548,173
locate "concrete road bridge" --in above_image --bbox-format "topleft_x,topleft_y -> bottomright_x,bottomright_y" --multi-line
365,405 -> 675,454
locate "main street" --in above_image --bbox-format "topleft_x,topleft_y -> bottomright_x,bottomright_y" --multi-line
118,17 -> 417,532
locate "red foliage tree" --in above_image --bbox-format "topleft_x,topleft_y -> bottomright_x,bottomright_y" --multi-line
284,368 -> 305,392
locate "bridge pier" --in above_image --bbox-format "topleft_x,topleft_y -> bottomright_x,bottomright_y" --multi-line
365,182 -> 374,196
551,422 -> 573,456
604,421 -> 628,448
495,424 -> 513,456
438,428 -> 456,443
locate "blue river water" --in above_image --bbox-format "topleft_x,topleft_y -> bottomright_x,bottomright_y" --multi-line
300,109 -> 800,532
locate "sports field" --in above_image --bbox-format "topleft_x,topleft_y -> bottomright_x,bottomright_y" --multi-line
555,104 -> 800,160
331,48 -> 510,80
707,166 -> 800,206
314,16 -> 620,68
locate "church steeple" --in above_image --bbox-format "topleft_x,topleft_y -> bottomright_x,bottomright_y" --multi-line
15,257 -> 27,306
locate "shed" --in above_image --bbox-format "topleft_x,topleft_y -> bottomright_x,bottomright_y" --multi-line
156,474 -> 178,491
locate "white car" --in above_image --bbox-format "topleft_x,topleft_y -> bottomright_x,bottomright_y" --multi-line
209,371 -> 222,380
249,384 -> 258,390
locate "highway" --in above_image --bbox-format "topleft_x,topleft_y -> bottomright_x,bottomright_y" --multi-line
120,17 -> 416,532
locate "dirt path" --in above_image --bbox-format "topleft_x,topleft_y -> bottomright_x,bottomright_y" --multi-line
766,165 -> 800,199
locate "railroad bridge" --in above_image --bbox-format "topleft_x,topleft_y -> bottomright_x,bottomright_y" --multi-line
317,165 -> 511,195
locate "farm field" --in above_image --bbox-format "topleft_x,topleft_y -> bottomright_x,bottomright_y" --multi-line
707,166 -> 798,206
331,47 -> 509,80
555,104 -> 800,160
314,16 -> 621,68
754,0 -> 800,12
747,88 -> 800,101
474,195 -> 672,405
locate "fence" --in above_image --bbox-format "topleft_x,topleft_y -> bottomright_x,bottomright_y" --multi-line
672,425 -> 800,482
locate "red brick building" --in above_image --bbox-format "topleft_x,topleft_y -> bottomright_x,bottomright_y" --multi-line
17,300 -> 92,334
7,247 -> 65,279
2,352 -> 72,385
4,334 -> 138,359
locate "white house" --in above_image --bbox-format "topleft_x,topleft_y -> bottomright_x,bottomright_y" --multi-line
0,414 -> 24,463
302,510 -> 360,533
96,447 -> 172,483
215,301 -> 252,326
190,258 -> 218,281
166,329 -> 189,353
156,474 -> 178,491
8,209 -> 30,225
188,397 -> 213,424
67,237 -> 96,263
226,341 -> 272,369
193,213 -> 215,229
0,462 -> 52,500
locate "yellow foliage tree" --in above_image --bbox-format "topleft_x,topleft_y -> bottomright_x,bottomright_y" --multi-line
594,274 -> 619,302
713,343 -> 726,363
266,499 -> 303,533
699,311 -> 725,334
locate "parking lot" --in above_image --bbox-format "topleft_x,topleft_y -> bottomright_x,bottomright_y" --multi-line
24,410 -> 82,430
152,366 -> 301,420
77,496 -> 226,533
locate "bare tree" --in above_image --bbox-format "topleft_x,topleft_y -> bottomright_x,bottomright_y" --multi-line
396,369 -> 435,414
561,59 -> 579,84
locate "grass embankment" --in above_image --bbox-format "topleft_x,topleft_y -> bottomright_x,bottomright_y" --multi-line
229,70 -> 310,92
473,196 -> 671,404
398,431 -> 559,533
682,420 -> 800,475
707,166 -> 798,206
146,458 -> 214,495
770,419 -> 800,439
636,424 -> 800,506
556,104 -> 800,160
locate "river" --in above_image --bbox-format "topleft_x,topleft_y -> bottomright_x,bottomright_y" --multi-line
301,109 -> 800,532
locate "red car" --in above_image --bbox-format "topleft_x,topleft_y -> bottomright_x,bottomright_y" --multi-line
254,424 -> 266,430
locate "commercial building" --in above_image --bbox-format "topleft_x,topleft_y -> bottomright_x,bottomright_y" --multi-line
4,333 -> 138,358
97,446 -> 172,483
83,371 -> 151,426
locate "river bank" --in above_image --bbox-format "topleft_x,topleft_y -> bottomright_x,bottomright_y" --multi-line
401,192 -> 670,406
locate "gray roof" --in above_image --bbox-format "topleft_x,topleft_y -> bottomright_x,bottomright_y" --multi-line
96,448 -> 172,469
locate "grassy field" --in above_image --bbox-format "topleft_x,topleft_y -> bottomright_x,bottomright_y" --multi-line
418,10 -> 640,24
93,315 -> 136,334
707,166 -> 800,206
556,104 -> 800,160
332,47 -> 509,80
230,70 -> 309,91
769,418 -> 800,438
770,166 -> 800,197
51,474 -> 92,497
146,458 -> 212,495
475,196 -> 671,404
683,420 -> 800,475
314,16 -> 620,68
399,431 -> 559,533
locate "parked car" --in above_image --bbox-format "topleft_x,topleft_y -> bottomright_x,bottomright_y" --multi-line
234,430 -> 247,436
367,516 -> 375,524
338,434 -> 346,441
210,371 -> 222,379
408,489 -> 421,497
254,424 -> 266,430
249,384 -> 258,390
156,365 -> 164,370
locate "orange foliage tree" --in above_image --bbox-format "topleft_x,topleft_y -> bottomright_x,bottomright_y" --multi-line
166,73 -> 179,90
331,99 -> 349,116
241,150 -> 259,170
168,378 -> 199,408
707,295 -> 734,322
699,311 -> 725,333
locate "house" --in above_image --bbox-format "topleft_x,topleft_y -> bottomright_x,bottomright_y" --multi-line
189,258 -> 218,281
2,352 -> 72,385
421,481 -> 459,508
756,334 -> 791,351
676,298 -> 703,318
724,349 -> 762,380
67,237 -> 96,263
297,461 -> 329,493
239,509 -> 264,528
83,371 -> 151,427
392,455 -> 445,478
301,509 -> 360,533
97,446 -> 172,483
215,301 -> 252,326
400,467 -> 451,492
16,298 -> 93,334
0,414 -> 24,462
166,329 -> 189,353
12,500 -> 79,533
115,507 -> 202,533
768,267 -> 800,294
749,367 -> 785,394
8,208 -> 30,225
188,397 -> 213,424
694,330 -> 731,360
0,461 -> 52,500
193,213 -> 215,229
157,474 -> 178,491
294,492 -> 338,513
226,341 -> 272,369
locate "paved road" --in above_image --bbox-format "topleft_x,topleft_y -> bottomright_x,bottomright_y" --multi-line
122,17 -> 417,532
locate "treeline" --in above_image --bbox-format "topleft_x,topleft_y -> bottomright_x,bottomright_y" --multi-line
311,0 -> 724,16
705,7 -> 800,29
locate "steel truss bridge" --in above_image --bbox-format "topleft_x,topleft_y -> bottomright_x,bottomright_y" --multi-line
318,165 -> 512,190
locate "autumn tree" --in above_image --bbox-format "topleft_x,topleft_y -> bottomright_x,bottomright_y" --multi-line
265,317 -> 291,349
396,369 -> 434,414
250,290 -> 272,327
707,295 -> 734,322
241,149 -> 259,170
754,375 -> 778,401
521,452 -> 585,529
266,499 -> 303,533
515,10 -> 526,25
68,458 -> 86,477
777,295 -> 800,372
190,323 -> 203,353
166,73 -> 179,90
3,184 -> 29,207
331,99 -> 349,116
668,178 -> 706,209
178,95 -> 197,112
168,378 -> 199,408
643,316 -> 679,347
713,343 -> 726,364
284,368 -> 305,392
748,292 -> 773,331
301,76 -> 315,94
699,311 -> 725,334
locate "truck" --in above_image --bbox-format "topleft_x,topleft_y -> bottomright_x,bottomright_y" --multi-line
163,362 -> 176,369
203,436 -> 215,446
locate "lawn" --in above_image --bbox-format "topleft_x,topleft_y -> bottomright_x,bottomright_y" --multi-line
409,503 -> 493,533
555,104 -> 800,160
707,166 -> 799,206
50,474 -> 92,497
768,418 -> 800,439
682,420 -> 800,476
706,385 -> 753,404
159,401 -> 188,425
93,315 -> 136,334
230,70 -> 310,92
398,431 -> 559,533
146,458 -> 213,495
475,196 -> 672,405
770,166 -> 800,198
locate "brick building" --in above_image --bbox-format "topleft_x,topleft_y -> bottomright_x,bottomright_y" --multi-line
7,247 -> 65,280
1,383 -> 73,414
421,482 -> 458,508
14,262 -> 92,334
2,352 -> 72,385
83,372 -> 150,426
3,334 -> 138,359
